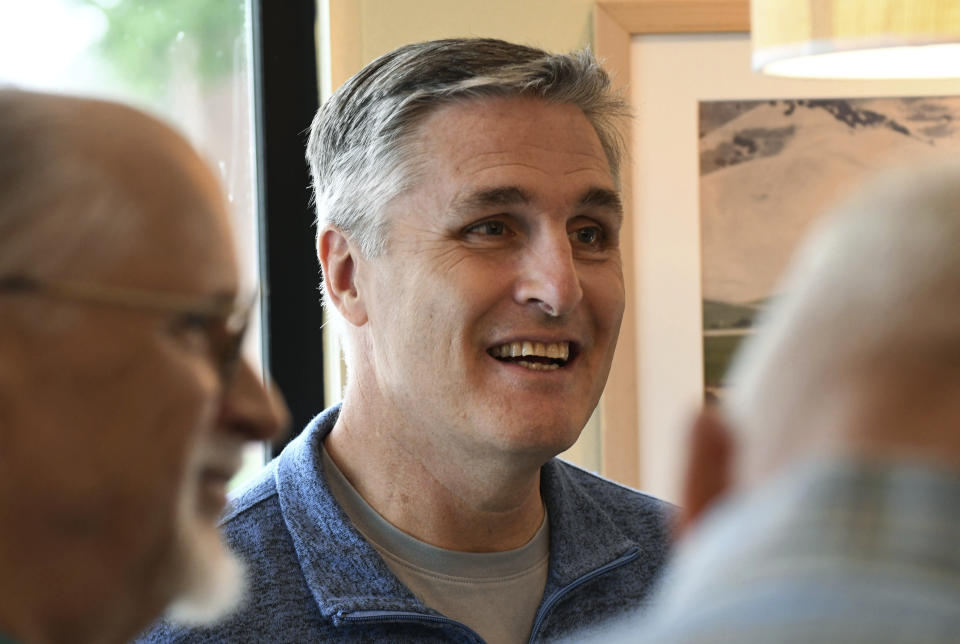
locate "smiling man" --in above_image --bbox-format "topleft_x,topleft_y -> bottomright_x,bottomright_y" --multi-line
144,38 -> 672,643
0,90 -> 287,644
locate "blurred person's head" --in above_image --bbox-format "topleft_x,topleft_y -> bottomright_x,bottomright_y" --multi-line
723,161 -> 960,488
0,90 -> 287,644
598,161 -> 960,644
678,162 -> 960,530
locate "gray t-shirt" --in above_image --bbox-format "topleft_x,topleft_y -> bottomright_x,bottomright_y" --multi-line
322,446 -> 549,644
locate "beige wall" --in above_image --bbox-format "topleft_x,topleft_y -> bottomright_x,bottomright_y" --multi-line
323,0 -> 598,93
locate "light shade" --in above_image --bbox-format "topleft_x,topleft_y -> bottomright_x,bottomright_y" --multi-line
752,0 -> 960,78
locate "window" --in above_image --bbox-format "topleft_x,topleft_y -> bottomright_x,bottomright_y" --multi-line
0,0 -> 323,485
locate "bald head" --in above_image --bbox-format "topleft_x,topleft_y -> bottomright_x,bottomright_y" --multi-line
0,90 -> 225,280
0,91 -> 286,644
725,162 -> 960,485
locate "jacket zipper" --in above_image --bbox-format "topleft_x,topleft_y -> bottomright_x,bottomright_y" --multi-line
526,546 -> 642,643
339,609 -> 485,642
339,546 -> 642,644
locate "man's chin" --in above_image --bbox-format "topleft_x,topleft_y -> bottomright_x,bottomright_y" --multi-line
164,520 -> 247,627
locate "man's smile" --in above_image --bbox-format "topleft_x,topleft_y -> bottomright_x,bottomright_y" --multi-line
487,340 -> 576,370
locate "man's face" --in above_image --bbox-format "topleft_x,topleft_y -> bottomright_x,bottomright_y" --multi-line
354,96 -> 625,462
0,110 -> 284,630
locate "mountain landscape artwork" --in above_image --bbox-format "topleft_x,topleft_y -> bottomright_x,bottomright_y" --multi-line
700,96 -> 960,398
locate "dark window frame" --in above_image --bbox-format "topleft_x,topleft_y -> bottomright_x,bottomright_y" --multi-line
251,0 -> 324,455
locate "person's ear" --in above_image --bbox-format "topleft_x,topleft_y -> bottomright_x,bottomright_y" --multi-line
673,406 -> 735,540
318,227 -> 367,326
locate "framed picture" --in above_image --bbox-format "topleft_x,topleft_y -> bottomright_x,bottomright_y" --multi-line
701,95 -> 960,398
594,0 -> 960,500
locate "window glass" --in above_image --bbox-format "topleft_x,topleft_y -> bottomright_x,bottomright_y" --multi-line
0,0 -> 267,486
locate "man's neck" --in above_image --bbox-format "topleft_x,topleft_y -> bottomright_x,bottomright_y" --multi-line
326,397 -> 548,552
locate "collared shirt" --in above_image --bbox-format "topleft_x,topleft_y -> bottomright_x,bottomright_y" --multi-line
588,458 -> 960,644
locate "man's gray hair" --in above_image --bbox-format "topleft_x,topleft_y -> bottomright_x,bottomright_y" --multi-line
724,161 -> 960,483
0,89 -> 142,280
306,38 -> 628,259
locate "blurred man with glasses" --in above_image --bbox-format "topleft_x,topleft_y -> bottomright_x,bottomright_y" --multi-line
0,89 -> 287,644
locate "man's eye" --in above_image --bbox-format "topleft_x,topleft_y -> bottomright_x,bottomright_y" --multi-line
572,226 -> 603,245
168,314 -> 212,350
465,220 -> 507,236
172,313 -> 209,331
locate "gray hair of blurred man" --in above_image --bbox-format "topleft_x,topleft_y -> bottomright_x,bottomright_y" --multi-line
306,38 -> 627,348
724,161 -> 960,486
0,90 -> 142,283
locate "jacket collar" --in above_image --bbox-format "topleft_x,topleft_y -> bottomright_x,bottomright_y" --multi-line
274,404 -> 640,617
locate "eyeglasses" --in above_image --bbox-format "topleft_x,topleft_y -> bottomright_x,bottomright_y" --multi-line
0,274 -> 254,384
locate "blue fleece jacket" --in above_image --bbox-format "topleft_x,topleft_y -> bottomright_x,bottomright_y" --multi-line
138,405 -> 672,643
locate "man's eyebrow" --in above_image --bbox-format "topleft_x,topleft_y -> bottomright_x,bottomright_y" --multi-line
453,186 -> 532,213
451,185 -> 623,220
211,289 -> 240,304
578,187 -> 623,219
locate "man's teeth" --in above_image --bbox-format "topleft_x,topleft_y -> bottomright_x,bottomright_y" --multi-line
514,361 -> 560,371
489,341 -> 570,369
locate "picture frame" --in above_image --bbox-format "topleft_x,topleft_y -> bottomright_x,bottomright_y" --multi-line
593,0 -> 749,492
593,0 -> 960,500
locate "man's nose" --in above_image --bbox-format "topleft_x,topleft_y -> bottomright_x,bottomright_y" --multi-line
514,231 -> 583,317
219,359 -> 290,442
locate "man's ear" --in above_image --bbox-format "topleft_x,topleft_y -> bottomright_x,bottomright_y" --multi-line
318,227 -> 367,326
673,406 -> 735,540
